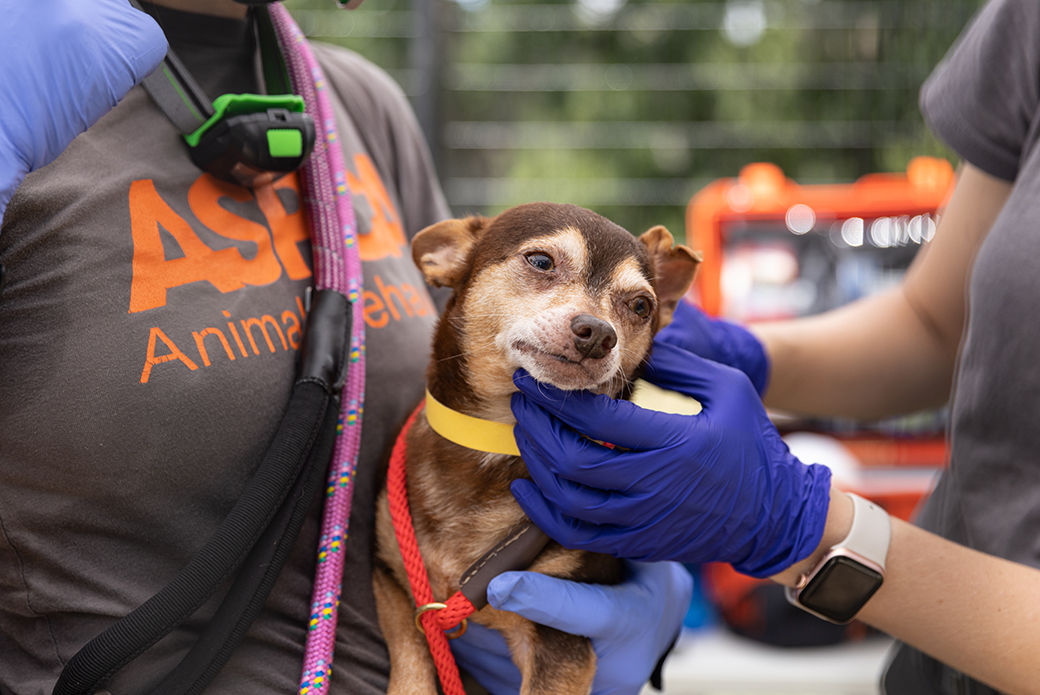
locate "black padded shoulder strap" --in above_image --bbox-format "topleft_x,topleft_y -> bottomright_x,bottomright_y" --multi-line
129,0 -> 292,136
54,291 -> 351,695
128,0 -> 214,134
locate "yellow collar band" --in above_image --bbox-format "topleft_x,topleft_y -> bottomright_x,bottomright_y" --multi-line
423,380 -> 700,458
424,389 -> 521,457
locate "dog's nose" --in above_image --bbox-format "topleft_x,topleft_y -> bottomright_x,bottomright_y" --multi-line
571,314 -> 617,360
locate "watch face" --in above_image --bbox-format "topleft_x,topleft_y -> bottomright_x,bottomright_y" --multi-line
799,555 -> 883,624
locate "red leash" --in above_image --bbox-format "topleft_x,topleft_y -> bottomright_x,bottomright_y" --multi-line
387,402 -> 477,695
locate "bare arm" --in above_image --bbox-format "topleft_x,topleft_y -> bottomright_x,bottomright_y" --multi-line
761,166 -> 1036,691
753,164 -> 1013,419
773,489 -> 1040,695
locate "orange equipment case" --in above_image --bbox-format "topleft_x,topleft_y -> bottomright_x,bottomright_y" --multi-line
684,156 -> 955,515
686,158 -> 956,641
687,156 -> 955,322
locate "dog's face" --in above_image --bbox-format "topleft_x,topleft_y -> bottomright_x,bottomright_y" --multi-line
414,203 -> 700,399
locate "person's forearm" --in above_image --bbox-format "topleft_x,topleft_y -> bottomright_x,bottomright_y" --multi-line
749,163 -> 1012,421
752,287 -> 955,419
774,489 -> 1040,695
863,519 -> 1040,695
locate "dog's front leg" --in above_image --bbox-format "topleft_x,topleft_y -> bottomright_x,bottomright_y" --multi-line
372,564 -> 439,695
485,612 -> 597,695
522,623 -> 597,695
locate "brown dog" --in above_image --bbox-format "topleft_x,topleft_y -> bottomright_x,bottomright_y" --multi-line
373,202 -> 700,695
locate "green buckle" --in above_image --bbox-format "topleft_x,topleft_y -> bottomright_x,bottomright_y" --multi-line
184,93 -> 306,148
267,129 -> 304,158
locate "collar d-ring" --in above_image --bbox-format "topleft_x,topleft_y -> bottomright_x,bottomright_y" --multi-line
414,603 -> 468,639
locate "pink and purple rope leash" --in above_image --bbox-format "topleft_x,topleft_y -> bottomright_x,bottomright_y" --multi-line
268,6 -> 366,694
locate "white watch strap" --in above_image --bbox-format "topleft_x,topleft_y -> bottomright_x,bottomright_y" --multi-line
834,493 -> 891,570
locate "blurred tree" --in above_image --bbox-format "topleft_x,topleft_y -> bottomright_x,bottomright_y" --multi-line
285,0 -> 983,242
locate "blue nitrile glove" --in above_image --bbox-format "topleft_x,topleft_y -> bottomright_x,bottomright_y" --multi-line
656,298 -> 770,396
509,342 -> 831,578
450,561 -> 692,695
0,0 -> 167,220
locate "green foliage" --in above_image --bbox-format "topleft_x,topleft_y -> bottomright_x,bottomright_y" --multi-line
286,0 -> 983,242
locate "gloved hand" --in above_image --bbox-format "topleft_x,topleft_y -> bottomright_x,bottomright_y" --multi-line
0,0 -> 167,219
509,342 -> 832,578
656,298 -> 770,396
450,561 -> 692,695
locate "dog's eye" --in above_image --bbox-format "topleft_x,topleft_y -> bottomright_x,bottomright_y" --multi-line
629,297 -> 652,318
526,252 -> 555,272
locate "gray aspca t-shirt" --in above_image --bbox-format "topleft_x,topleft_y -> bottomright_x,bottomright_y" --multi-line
918,0 -> 1040,571
0,41 -> 448,695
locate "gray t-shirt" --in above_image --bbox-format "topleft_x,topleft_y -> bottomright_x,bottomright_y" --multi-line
917,0 -> 1040,571
876,4 -> 1040,689
0,23 -> 448,695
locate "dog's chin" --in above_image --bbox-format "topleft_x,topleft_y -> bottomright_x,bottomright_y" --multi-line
510,343 -> 618,392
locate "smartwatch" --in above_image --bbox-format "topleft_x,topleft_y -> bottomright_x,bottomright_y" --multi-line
785,492 -> 891,624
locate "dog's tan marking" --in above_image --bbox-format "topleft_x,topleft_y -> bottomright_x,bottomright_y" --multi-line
519,226 -> 588,274
461,229 -> 606,418
602,258 -> 657,384
456,228 -> 656,406
609,258 -> 655,301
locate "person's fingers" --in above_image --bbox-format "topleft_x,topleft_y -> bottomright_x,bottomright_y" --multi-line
450,621 -> 512,660
631,561 -> 695,624
511,373 -> 692,451
512,415 -> 654,492
486,571 -> 623,638
510,398 -> 616,472
641,341 -> 727,404
486,563 -> 694,642
448,621 -> 521,694
113,3 -> 168,84
644,342 -> 770,429
655,299 -> 714,353
513,431 -> 651,524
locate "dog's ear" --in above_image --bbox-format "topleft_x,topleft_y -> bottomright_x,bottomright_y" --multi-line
412,216 -> 488,288
639,225 -> 702,327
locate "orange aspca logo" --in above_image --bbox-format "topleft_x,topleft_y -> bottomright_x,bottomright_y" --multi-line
348,153 -> 409,262
128,174 -> 311,313
128,154 -> 409,313
136,271 -> 440,383
138,297 -> 308,384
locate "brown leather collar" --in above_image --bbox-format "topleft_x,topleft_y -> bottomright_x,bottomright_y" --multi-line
459,520 -> 550,609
